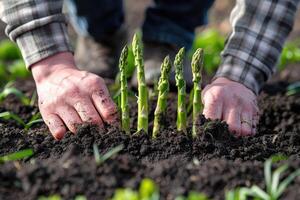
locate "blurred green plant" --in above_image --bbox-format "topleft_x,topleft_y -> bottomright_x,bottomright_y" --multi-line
111,178 -> 210,200
0,40 -> 22,61
8,59 -> 31,79
286,82 -> 300,96
0,81 -> 32,105
111,178 -> 159,200
191,29 -> 225,75
226,155 -> 300,200
279,42 -> 300,71
38,195 -> 86,200
0,149 -> 33,164
0,111 -> 43,130
175,192 -> 210,200
93,144 -> 124,165
0,40 -> 30,87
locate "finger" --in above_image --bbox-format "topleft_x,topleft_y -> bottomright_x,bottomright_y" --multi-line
223,106 -> 241,136
44,114 -> 66,140
56,106 -> 82,133
202,92 -> 223,120
73,98 -> 104,128
240,110 -> 253,136
91,87 -> 119,125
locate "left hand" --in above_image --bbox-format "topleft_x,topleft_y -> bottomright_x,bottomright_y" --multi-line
202,77 -> 259,136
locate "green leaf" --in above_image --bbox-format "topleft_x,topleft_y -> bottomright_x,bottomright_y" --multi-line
226,188 -> 252,200
0,86 -> 31,105
100,144 -> 124,163
0,149 -> 33,164
139,178 -> 159,200
93,143 -> 101,165
0,111 -> 26,127
270,164 -> 288,197
93,144 -> 124,165
275,169 -> 300,199
0,40 -> 22,61
286,82 -> 300,96
250,185 -> 270,200
111,189 -> 139,200
75,195 -> 87,200
8,60 -> 31,80
25,118 -> 44,130
265,155 -> 288,193
264,158 -> 273,194
38,195 -> 62,200
186,191 -> 209,200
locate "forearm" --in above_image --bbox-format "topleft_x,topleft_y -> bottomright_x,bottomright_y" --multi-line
215,0 -> 300,94
0,0 -> 73,68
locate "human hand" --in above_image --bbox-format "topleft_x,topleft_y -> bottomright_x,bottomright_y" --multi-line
202,77 -> 259,136
31,52 -> 119,140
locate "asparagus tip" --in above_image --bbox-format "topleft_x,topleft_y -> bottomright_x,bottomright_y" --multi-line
191,48 -> 204,74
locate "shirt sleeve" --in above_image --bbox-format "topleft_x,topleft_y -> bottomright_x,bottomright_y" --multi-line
0,0 -> 73,68
214,0 -> 300,94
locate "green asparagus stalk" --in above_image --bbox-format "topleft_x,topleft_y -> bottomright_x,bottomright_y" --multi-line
152,56 -> 172,138
174,48 -> 187,133
191,48 -> 204,137
119,45 -> 130,134
132,33 -> 148,133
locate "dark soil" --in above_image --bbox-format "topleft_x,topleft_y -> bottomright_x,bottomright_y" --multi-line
0,73 -> 300,200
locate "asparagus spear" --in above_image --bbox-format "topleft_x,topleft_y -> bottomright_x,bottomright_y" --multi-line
152,56 -> 172,137
174,48 -> 187,133
191,48 -> 204,137
132,33 -> 148,133
119,45 -> 130,134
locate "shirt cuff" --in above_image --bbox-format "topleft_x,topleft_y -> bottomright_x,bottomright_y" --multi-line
15,22 -> 73,68
213,55 -> 269,95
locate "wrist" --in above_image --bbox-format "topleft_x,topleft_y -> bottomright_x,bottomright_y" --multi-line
31,52 -> 76,83
213,77 -> 257,96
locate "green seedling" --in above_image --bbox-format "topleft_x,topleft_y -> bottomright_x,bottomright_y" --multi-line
153,56 -> 172,138
191,48 -> 204,137
8,59 -> 31,80
0,111 -> 43,130
238,155 -> 300,200
279,42 -> 300,71
38,195 -> 86,200
286,82 -> 300,96
0,149 -> 33,164
119,45 -> 130,134
0,82 -> 31,105
111,188 -> 139,200
111,178 -> 159,200
132,33 -> 149,133
175,48 -> 187,134
225,188 -> 254,200
0,40 -> 22,61
93,144 -> 124,165
175,192 -> 209,200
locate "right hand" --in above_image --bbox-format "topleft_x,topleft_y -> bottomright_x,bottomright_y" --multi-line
202,77 -> 259,136
31,52 -> 119,140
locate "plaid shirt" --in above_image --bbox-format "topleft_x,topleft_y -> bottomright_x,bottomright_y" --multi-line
0,0 -> 299,94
